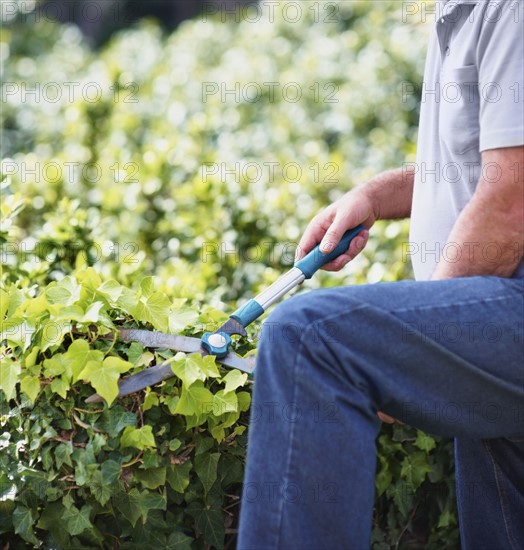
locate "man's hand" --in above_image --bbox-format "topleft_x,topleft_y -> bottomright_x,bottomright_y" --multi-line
295,187 -> 375,271
377,412 -> 397,424
295,167 -> 416,272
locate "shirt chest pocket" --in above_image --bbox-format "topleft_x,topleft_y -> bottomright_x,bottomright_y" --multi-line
439,65 -> 480,155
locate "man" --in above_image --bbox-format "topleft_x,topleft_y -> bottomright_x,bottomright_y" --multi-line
237,1 -> 523,548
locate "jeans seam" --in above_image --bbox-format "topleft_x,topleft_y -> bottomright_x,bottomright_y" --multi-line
273,334 -> 303,548
483,439 -> 519,550
393,293 -> 521,314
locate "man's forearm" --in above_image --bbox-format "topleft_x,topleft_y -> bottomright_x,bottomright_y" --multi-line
432,147 -> 524,279
361,167 -> 414,221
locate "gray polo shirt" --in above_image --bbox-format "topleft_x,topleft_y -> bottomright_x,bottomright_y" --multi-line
409,0 -> 524,280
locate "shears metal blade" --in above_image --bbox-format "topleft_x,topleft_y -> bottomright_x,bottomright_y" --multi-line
86,226 -> 365,404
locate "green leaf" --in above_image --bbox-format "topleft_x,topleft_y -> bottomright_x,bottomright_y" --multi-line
136,466 -> 166,489
166,460 -> 192,493
120,425 -> 156,450
24,345 -> 40,368
114,488 -> 165,527
375,464 -> 392,497
39,319 -> 71,350
400,451 -> 432,489
101,459 -> 122,484
0,356 -> 21,400
212,390 -> 238,415
165,531 -> 194,550
1,319 -> 35,351
162,394 -> 180,415
187,502 -> 224,549
50,376 -> 69,398
174,381 -> 214,417
196,354 -> 221,378
171,355 -> 205,387
0,288 -> 9,320
168,307 -> 199,333
97,279 -> 123,302
237,391 -> 251,412
80,356 -> 132,405
130,280 -> 171,331
55,440 -> 74,469
195,452 -> 220,494
45,276 -> 82,305
37,502 -> 70,547
142,390 -> 159,411
98,406 -> 137,437
65,339 -> 105,383
19,374 -> 40,402
63,504 -> 93,536
222,369 -> 248,394
414,431 -> 436,452
13,505 -> 38,545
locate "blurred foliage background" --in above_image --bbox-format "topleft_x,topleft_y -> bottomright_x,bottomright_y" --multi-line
1,1 -> 459,548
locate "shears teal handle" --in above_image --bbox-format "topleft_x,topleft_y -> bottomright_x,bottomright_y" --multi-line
294,224 -> 365,279
230,225 -> 366,328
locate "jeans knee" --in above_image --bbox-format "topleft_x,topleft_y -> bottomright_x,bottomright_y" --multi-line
259,294 -> 311,352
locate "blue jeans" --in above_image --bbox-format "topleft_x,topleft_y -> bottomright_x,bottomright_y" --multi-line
237,277 -> 524,550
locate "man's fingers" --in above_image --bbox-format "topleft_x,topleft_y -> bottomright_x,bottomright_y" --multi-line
377,412 -> 396,424
319,223 -> 346,254
320,230 -> 369,271
295,214 -> 333,260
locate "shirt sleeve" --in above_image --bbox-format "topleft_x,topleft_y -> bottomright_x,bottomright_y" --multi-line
476,0 -> 524,152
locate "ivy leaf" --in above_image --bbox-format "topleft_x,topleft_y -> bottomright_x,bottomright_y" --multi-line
194,452 -> 220,495
79,356 -> 132,405
101,459 -> 122,485
37,502 -> 70,547
187,502 -> 224,549
400,451 -> 432,489
171,355 -> 206,388
136,466 -> 166,489
142,390 -> 159,411
114,488 -> 165,527
168,307 -> 199,333
97,279 -> 123,302
196,354 -> 221,379
50,376 -> 69,399
120,425 -> 156,450
165,531 -> 194,549
63,504 -> 93,536
375,463 -> 392,497
174,381 -> 214,417
12,505 -> 38,545
98,406 -> 137,437
130,279 -> 171,331
166,460 -> 192,493
20,376 -> 40,403
43,354 -> 69,378
45,276 -> 82,305
65,339 -> 105,383
0,356 -> 21,400
55,440 -> 74,469
0,288 -> 9,320
237,391 -> 251,412
212,390 -> 238,416
221,369 -> 248,394
81,301 -> 105,323
414,431 -> 436,452
1,319 -> 36,351
38,319 -> 71,351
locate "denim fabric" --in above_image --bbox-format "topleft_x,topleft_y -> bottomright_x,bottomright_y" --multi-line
237,276 -> 524,549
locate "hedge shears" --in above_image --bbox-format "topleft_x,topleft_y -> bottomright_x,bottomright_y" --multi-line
86,226 -> 365,403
